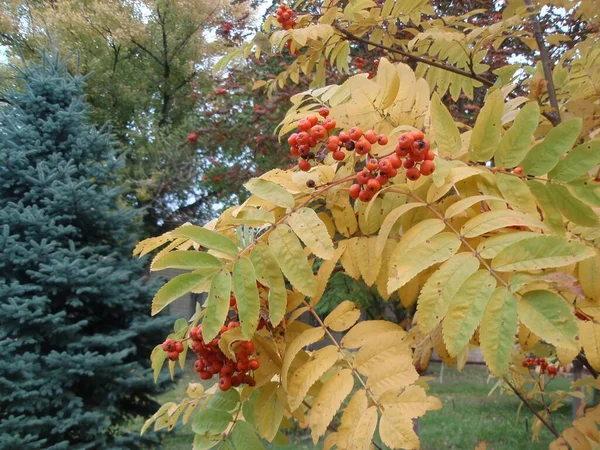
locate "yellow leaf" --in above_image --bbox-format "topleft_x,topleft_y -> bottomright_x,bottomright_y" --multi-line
495,173 -> 538,215
376,202 -> 425,255
340,237 -> 361,280
444,195 -> 510,219
551,427 -> 593,450
288,207 -> 335,259
356,236 -> 381,286
255,382 -> 284,442
355,330 -> 409,377
324,300 -> 362,332
460,210 -> 547,238
233,257 -> 260,340
348,406 -> 378,450
477,231 -> 538,259
394,218 -> 446,256
469,89 -> 503,161
287,345 -> 339,410
518,323 -> 540,351
152,273 -> 210,316
337,390 -> 368,449
323,432 -> 337,450
379,385 -> 442,419
375,57 -> 400,109
341,320 -> 405,349
431,92 -> 461,157
367,352 -> 419,396
311,242 -> 348,307
309,369 -> 354,443
427,166 -> 489,203
281,327 -> 324,389
269,224 -> 317,297
495,102 -> 540,168
331,196 -> 358,237
580,321 -> 600,372
251,243 -> 287,326
379,407 -> 420,450
579,255 -> 600,301
244,177 -> 295,209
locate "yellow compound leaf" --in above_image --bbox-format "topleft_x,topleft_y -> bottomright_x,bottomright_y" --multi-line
341,320 -> 405,349
416,252 -> 480,334
550,426 -> 593,450
355,331 -> 408,377
379,407 -> 420,450
366,352 -> 419,396
444,195 -> 510,220
579,255 -> 600,301
519,290 -> 580,353
152,273 -> 211,316
281,327 -> 324,390
580,321 -> 600,372
337,390 -> 368,450
348,406 -> 378,450
354,237 -> 381,287
309,369 -> 354,444
244,177 -> 295,209
151,250 -> 222,272
388,232 -> 461,292
268,224 -> 317,297
443,270 -> 496,356
379,385 -> 442,419
288,207 -> 335,259
460,210 -> 547,238
495,173 -> 538,215
170,224 -> 239,257
324,300 -> 361,332
476,231 -> 538,260
480,288 -> 518,376
431,92 -> 461,158
376,202 -> 425,256
255,382 -> 284,442
287,345 -> 339,411
340,237 -> 361,280
468,89 -> 503,162
233,257 -> 260,340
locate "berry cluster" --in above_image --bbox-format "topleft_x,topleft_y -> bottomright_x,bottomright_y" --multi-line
287,107 -> 338,172
188,320 -> 259,391
162,339 -> 185,361
521,357 -> 558,377
394,130 -> 436,180
276,4 -> 296,29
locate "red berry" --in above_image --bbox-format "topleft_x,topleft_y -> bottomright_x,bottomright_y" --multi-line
287,133 -> 298,146
388,154 -> 402,169
322,118 -> 336,130
354,139 -> 371,155
218,376 -> 232,391
514,167 -> 523,175
364,130 -> 378,144
333,150 -> 346,161
366,179 -> 381,194
298,159 -> 311,171
395,144 -> 409,157
187,133 -> 197,143
403,158 -> 415,169
290,145 -> 300,156
349,184 -> 361,199
231,375 -> 242,387
307,115 -> 319,126
241,341 -> 255,353
227,321 -> 239,330
194,360 -> 203,372
406,167 -> 421,181
319,106 -> 330,117
167,351 -> 179,361
296,131 -> 310,145
348,127 -> 363,140
358,189 -> 373,202
236,360 -> 249,372
221,365 -> 235,377
420,160 -> 436,176
409,129 -> 425,141
356,169 -> 372,185
378,159 -> 393,175
311,125 -> 326,139
338,132 -> 350,143
366,158 -> 379,171
377,135 -> 389,145
297,119 -> 311,132
375,174 -> 389,185
190,327 -> 201,341
199,371 -> 213,380
522,360 -> 529,367
326,136 -> 340,151
398,133 -> 414,149
162,339 -> 176,352
248,359 -> 260,370
174,342 -> 184,353
424,150 -> 435,161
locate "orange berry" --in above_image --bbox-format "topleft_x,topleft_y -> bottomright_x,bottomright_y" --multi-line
424,150 -> 435,161
406,167 -> 421,181
174,342 -> 184,353
354,138 -> 371,155
398,133 -> 414,149
375,174 -> 389,185
366,178 -> 381,194
290,146 -> 300,156
409,129 -> 425,141
514,167 -> 523,175
349,183 -> 361,199
167,351 -> 179,361
377,135 -> 388,145
364,130 -> 378,144
248,359 -> 260,370
403,158 -> 415,169
326,136 -> 340,151
388,154 -> 402,169
296,131 -> 310,145
366,158 -> 379,171
338,131 -> 351,143
298,159 -> 311,171
297,119 -> 311,132
358,189 -> 373,202
310,125 -> 326,139
307,115 -> 319,126
420,160 -> 436,176
333,150 -> 346,161
287,133 -> 298,146
378,159 -> 393,175
395,144 -> 409,157
322,118 -> 336,130
356,169 -> 372,184
218,376 -> 232,391
348,127 -> 363,140
318,106 -> 330,117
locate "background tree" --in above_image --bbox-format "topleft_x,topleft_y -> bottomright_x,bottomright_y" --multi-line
0,54 -> 172,449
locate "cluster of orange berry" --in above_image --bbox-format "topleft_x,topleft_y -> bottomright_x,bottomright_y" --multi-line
276,4 -> 296,29
188,319 -> 259,391
162,339 -> 184,361
522,357 -> 558,377
287,107 -> 337,171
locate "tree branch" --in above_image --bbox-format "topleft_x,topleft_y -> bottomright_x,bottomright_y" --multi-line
131,39 -> 164,67
523,0 -> 561,125
577,354 -> 599,379
333,24 -> 494,88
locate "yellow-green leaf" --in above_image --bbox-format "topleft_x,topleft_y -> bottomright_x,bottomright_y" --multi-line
230,420 -> 265,450
233,257 -> 260,340
460,210 -> 547,238
378,385 -> 442,419
519,290 -> 579,353
288,207 -> 335,259
388,232 -> 461,292
579,254 -> 600,301
337,390 -> 368,450
547,184 -> 599,227
492,235 -> 596,271
443,270 -> 496,356
202,270 -> 232,342
341,320 -> 404,349
281,327 -> 324,389
255,382 -> 284,442
269,224 -> 316,297
355,236 -> 381,286
417,253 -> 480,333
191,409 -> 232,435
309,369 -> 354,443
287,345 -> 339,410
252,243 -> 287,326
245,177 -> 295,208
431,92 -> 461,157
379,408 -> 420,450
469,89 -> 504,162
480,288 -> 518,376
549,140 -> 600,182
151,250 -> 221,272
494,102 -> 540,168
324,300 -> 361,332
495,173 -> 537,215
376,202 -> 425,255
150,344 -> 167,383
152,273 -> 210,315
170,225 -> 238,256
366,351 -> 419,396
527,181 -> 565,235
444,195 -> 509,219
520,118 -> 582,176
354,330 -> 408,377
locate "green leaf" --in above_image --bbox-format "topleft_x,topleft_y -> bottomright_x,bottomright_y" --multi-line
231,420 -> 266,450
233,257 -> 260,340
568,177 -> 600,207
207,388 -> 240,412
287,207 -> 334,259
527,181 -> 565,235
476,231 -> 538,259
388,232 -> 461,292
244,178 -> 295,209
494,102 -> 540,168
251,244 -> 287,326
519,118 -> 582,175
444,195 -> 509,219
547,183 -> 599,227
460,210 -> 547,238
495,173 -> 537,215
549,140 -> 600,182
192,434 -> 222,450
202,270 -> 232,342
150,344 -> 167,383
254,383 -> 284,442
469,89 -> 504,162
170,225 -> 239,257
480,288 -> 518,376
443,270 -> 496,356
268,224 -> 316,297
417,253 -> 480,334
152,273 -> 210,315
151,250 -> 222,271
492,235 -> 596,272
431,92 -> 461,157
191,409 -> 233,435
519,290 -> 579,353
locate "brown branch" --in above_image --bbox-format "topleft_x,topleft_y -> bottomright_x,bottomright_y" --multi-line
131,39 -> 164,67
333,24 -> 494,88
504,377 -> 560,438
523,0 -> 561,125
577,354 -> 599,379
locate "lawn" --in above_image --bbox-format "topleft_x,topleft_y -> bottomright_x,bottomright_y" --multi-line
139,363 -> 579,449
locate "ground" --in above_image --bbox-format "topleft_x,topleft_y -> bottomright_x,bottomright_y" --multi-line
135,363 -> 578,449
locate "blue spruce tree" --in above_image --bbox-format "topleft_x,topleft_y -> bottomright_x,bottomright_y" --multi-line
0,55 -> 173,449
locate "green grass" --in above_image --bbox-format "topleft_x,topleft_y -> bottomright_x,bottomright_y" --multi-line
137,363 -> 580,449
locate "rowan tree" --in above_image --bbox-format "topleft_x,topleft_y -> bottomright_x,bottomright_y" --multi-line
139,0 -> 600,448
